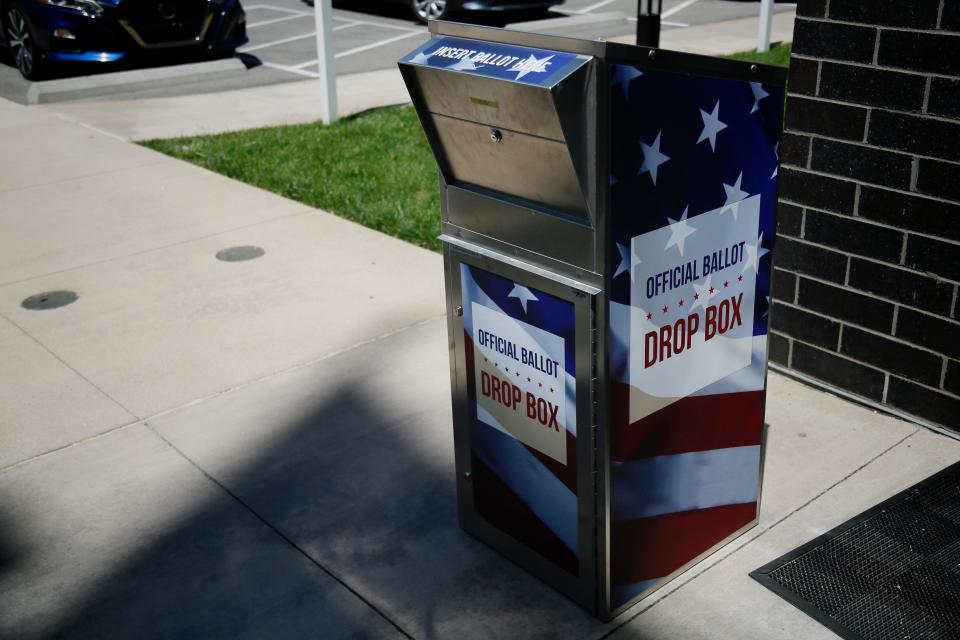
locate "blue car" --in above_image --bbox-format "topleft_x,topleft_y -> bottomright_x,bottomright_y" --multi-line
2,0 -> 247,79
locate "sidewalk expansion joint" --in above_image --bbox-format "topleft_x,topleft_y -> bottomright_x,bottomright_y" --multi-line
144,421 -> 415,639
51,110 -> 129,142
0,418 -> 144,476
0,158 -> 171,197
0,313 -> 443,477
0,206 -> 315,289
144,313 -> 447,424
0,310 -> 139,420
595,426 -> 921,639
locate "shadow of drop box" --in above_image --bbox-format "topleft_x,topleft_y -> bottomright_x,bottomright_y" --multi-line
399,23 -> 786,620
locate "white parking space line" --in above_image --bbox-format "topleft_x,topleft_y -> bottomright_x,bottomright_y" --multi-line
245,5 -> 421,32
241,4 -> 427,79
344,19 -> 423,34
291,28 -> 424,68
662,0 -> 702,19
626,16 -> 689,27
239,22 -> 362,52
292,59 -> 320,69
247,13 -> 312,29
244,4 -> 312,16
574,0 -> 619,13
333,30 -> 424,59
262,61 -> 319,78
240,31 -> 318,52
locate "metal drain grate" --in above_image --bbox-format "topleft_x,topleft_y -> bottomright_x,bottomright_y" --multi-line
752,462 -> 960,640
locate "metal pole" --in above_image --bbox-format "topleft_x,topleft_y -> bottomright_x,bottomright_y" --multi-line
314,0 -> 338,124
757,0 -> 773,53
636,0 -> 661,47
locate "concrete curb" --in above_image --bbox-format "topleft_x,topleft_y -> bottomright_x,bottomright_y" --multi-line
42,66 -> 412,141
25,57 -> 248,105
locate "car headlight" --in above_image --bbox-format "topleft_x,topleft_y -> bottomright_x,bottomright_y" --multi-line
35,0 -> 104,18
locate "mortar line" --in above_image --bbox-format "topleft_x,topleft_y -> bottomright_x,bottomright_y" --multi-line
0,310 -> 138,420
779,130 -> 958,167
597,428 -> 921,638
779,195 -> 960,246
772,299 -> 956,359
144,422 -> 415,639
796,14 -> 957,37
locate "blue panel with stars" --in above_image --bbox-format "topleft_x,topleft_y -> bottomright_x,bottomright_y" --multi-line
608,64 -> 783,336
400,36 -> 587,87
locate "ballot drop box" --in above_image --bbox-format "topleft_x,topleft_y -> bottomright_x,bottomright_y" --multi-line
399,23 -> 787,619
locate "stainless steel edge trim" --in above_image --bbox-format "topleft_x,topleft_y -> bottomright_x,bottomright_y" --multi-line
440,234 -> 601,295
605,40 -> 788,85
446,246 -> 600,610
591,54 -> 612,620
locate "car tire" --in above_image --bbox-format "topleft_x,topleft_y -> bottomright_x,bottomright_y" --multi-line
410,0 -> 449,23
4,3 -> 44,80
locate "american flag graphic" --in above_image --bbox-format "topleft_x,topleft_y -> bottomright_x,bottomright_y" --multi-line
608,63 -> 783,608
461,263 -> 580,576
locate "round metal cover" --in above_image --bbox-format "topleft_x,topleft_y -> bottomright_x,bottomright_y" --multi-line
216,246 -> 265,262
21,290 -> 78,310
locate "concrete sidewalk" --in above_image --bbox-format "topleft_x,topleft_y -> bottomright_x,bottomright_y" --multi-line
2,80 -> 960,639
5,9 -> 958,638
36,10 -> 795,141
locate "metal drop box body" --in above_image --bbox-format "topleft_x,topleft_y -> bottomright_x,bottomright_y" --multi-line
399,23 -> 786,619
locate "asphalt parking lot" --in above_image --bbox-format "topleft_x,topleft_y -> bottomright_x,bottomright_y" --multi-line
240,0 -> 429,79
241,0 -> 795,81
0,0 -> 794,103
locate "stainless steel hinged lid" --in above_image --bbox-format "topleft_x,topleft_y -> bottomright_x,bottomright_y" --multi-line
399,36 -> 595,223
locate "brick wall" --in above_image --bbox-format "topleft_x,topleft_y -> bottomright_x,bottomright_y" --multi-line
772,0 -> 960,432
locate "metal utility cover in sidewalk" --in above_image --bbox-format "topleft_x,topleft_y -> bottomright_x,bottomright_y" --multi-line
751,461 -> 960,640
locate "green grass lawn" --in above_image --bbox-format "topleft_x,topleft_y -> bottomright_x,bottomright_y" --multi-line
144,106 -> 442,251
143,44 -> 790,253
727,43 -> 792,67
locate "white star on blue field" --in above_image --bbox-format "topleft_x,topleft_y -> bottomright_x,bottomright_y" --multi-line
508,284 -> 539,313
698,100 -> 728,152
638,131 -> 670,185
612,65 -> 644,101
606,64 -> 784,335
664,206 -> 696,256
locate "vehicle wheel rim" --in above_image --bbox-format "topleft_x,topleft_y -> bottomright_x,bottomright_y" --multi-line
414,0 -> 446,20
6,8 -> 33,76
